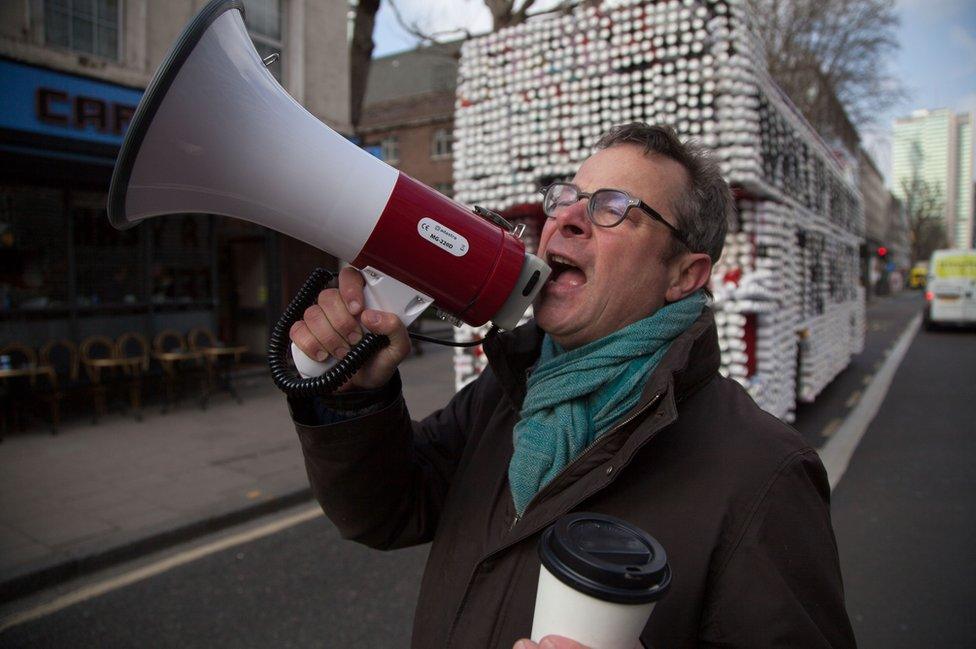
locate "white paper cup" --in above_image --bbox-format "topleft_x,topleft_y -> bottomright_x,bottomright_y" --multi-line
530,513 -> 671,649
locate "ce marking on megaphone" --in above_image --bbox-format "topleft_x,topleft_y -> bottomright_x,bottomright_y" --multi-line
420,222 -> 430,232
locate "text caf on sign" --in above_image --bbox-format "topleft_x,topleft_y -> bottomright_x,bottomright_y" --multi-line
36,87 -> 135,136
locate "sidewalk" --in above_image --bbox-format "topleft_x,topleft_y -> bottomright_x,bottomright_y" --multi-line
0,344 -> 457,602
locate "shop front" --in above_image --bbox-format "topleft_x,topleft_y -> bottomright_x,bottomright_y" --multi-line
0,57 -> 306,362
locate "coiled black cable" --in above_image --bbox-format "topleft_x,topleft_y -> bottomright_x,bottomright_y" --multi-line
267,268 -> 495,397
268,268 -> 391,397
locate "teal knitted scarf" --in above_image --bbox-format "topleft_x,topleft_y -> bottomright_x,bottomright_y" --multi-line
508,290 -> 706,515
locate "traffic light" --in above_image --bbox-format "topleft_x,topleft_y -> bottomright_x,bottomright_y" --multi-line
877,246 -> 888,259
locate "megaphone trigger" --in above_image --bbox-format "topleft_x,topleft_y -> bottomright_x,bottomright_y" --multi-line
288,266 -> 433,381
269,268 -> 393,397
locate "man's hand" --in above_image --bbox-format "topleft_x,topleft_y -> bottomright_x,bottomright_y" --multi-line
288,266 -> 411,390
513,636 -> 589,649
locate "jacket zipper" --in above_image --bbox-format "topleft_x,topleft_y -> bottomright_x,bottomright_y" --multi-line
509,390 -> 665,531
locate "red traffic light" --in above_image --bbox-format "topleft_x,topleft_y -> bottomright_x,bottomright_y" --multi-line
877,246 -> 888,257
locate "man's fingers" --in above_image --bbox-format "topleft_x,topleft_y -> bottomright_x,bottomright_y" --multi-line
301,300 -> 349,359
338,266 -> 366,316
317,288 -> 363,346
289,320 -> 327,362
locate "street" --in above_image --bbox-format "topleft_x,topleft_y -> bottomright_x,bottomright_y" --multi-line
1,293 -> 974,648
832,315 -> 976,647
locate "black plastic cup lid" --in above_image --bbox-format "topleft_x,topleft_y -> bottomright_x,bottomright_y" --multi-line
538,512 -> 671,605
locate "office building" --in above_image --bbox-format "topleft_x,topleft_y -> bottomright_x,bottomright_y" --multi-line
892,109 -> 974,250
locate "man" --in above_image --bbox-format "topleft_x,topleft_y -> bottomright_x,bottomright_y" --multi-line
288,123 -> 856,648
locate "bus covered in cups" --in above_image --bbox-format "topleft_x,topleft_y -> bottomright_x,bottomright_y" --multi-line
451,0 -> 865,423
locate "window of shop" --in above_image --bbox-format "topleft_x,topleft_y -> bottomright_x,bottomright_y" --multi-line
44,0 -> 121,61
150,214 -> 214,307
0,186 -> 70,312
432,128 -> 453,159
246,0 -> 284,81
1,187 -> 217,313
381,136 -> 399,165
72,190 -> 142,307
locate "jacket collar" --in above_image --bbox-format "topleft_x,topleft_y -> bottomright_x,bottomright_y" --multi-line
484,307 -> 721,411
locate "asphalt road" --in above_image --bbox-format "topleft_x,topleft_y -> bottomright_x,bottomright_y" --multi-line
0,512 -> 430,647
1,293 -> 972,648
831,316 -> 976,648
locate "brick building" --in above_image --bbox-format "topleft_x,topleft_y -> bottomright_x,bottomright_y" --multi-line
358,42 -> 459,197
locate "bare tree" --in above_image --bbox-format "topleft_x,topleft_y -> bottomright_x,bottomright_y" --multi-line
484,0 -> 539,30
900,176 -> 947,264
386,0 -> 583,44
745,0 -> 904,135
350,0 -> 381,129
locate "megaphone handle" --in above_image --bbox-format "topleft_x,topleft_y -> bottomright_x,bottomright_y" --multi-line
268,267 -> 434,398
290,266 -> 433,378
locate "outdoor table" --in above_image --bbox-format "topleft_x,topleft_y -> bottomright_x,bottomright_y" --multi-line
152,350 -> 205,412
85,357 -> 148,421
82,356 -> 144,380
0,364 -> 56,437
195,345 -> 249,407
0,364 -> 56,385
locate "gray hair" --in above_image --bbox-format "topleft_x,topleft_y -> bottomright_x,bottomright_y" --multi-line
594,123 -> 733,263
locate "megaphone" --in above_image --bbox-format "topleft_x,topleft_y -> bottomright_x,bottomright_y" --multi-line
107,0 -> 549,388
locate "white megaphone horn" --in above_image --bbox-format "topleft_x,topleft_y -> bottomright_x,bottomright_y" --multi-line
107,0 -> 549,389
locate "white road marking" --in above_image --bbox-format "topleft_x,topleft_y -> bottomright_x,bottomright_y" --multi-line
0,505 -> 323,632
821,313 -> 922,491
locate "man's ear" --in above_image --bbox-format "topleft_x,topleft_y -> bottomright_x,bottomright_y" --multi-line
665,253 -> 712,302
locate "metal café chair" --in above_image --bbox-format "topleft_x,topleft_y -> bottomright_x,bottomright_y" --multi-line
116,332 -> 151,421
152,329 -> 204,412
39,339 -> 81,434
79,335 -> 119,424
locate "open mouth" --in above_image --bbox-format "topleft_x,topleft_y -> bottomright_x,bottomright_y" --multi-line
547,253 -> 587,287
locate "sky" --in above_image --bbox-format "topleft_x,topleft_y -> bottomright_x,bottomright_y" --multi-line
371,0 -> 976,187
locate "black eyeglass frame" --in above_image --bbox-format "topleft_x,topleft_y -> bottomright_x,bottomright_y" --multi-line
540,182 -> 691,250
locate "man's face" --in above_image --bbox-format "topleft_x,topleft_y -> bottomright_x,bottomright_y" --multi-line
535,144 -> 690,349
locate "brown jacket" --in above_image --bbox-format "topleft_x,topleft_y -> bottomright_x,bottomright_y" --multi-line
291,310 -> 856,648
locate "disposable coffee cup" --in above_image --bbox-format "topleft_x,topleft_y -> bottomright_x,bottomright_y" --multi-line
531,512 -> 671,649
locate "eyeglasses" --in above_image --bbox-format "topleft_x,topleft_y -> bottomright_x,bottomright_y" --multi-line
540,182 -> 691,249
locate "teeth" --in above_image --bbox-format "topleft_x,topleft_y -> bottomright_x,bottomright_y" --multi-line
549,254 -> 578,268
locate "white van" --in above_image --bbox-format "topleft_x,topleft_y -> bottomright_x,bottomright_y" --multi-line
924,249 -> 976,329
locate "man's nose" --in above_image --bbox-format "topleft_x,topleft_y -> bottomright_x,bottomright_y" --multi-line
551,199 -> 591,237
